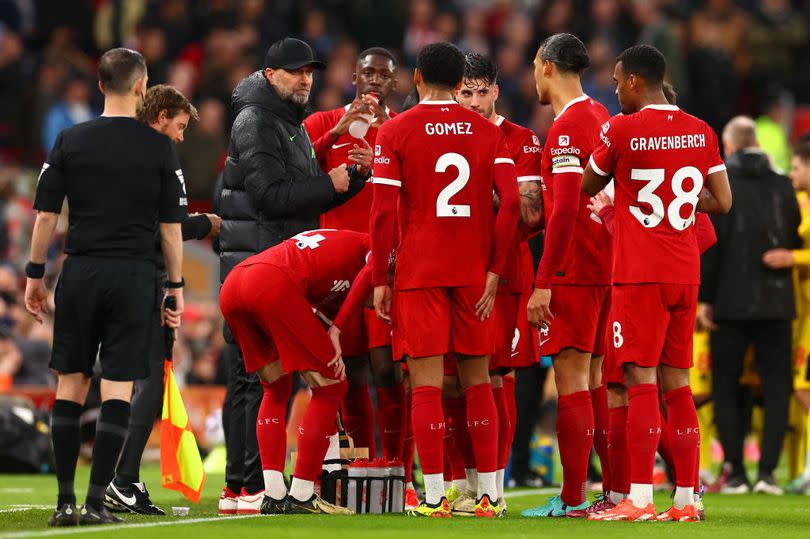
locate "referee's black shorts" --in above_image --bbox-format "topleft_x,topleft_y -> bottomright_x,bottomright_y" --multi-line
50,256 -> 159,381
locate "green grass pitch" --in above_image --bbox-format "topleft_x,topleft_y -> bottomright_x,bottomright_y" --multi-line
1,465 -> 809,538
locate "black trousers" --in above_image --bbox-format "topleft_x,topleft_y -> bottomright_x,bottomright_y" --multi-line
510,364 -> 549,480
222,343 -> 263,493
711,319 -> 793,476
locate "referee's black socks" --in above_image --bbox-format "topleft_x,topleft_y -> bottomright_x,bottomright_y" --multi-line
51,399 -> 83,507
86,399 -> 131,509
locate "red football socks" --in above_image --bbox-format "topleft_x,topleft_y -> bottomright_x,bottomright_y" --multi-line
657,407 -> 675,473
608,405 -> 630,495
445,394 -> 475,469
442,397 -> 467,480
503,376 -> 517,461
257,375 -> 292,472
627,384 -> 661,485
493,386 -> 512,470
464,383 -> 499,474
664,386 -> 700,489
411,386 -> 445,475
376,385 -> 404,460
557,390 -> 594,506
341,384 -> 376,456
591,385 -> 610,493
293,380 -> 347,482
402,391 -> 415,483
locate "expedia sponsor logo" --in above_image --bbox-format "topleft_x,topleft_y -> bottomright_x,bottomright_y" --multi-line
550,146 -> 581,156
375,144 -> 381,156
558,135 -> 569,146
523,145 -> 541,153
601,121 -> 610,133
532,134 -> 541,146
374,156 -> 391,165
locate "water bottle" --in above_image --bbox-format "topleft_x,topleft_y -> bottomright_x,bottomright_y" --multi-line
386,459 -> 405,513
348,93 -> 379,139
367,458 -> 386,514
322,432 -> 341,473
346,459 -> 368,514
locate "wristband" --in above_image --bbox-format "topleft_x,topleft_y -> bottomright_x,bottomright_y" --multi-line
25,261 -> 45,279
165,278 -> 185,289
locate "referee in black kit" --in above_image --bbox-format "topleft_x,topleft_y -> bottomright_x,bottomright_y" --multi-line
24,48 -> 186,527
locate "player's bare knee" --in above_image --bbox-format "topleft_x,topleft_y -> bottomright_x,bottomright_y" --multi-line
302,370 -> 343,388
406,355 -> 444,389
589,355 -> 604,389
660,365 -> 690,393
456,354 -> 491,389
607,384 -> 628,408
623,363 -> 656,387
491,373 -> 504,389
370,348 -> 399,387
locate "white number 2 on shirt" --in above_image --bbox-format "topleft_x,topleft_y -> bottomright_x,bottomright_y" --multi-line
435,152 -> 471,217
630,166 -> 703,230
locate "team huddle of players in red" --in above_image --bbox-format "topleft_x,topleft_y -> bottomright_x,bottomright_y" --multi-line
219,33 -> 732,520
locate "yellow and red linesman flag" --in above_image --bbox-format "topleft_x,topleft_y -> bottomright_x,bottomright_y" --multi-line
160,297 -> 205,502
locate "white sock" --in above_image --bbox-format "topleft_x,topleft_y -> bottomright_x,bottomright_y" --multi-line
423,473 -> 445,505
465,468 -> 478,494
262,470 -> 287,500
289,478 -> 314,502
609,491 -> 626,505
477,471 -> 497,501
673,486 -> 694,509
452,478 -> 467,491
444,480 -> 452,491
405,481 -> 415,491
629,483 -> 653,508
496,469 -> 505,501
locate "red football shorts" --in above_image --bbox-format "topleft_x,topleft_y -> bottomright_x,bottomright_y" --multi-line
489,292 -> 538,371
364,307 -> 392,349
544,284 -> 611,356
392,286 -> 496,361
610,283 -> 699,370
219,264 -> 338,378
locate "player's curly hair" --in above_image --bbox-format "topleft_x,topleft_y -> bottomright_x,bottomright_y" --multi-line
137,84 -> 199,125
463,53 -> 497,86
538,33 -> 590,75
796,133 -> 810,162
416,42 -> 465,90
617,45 -> 666,86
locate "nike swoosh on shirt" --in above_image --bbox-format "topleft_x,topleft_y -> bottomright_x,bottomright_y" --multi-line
332,143 -> 351,149
539,338 -> 550,347
110,484 -> 137,506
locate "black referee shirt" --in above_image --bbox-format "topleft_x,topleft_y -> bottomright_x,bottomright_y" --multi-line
34,117 -> 187,260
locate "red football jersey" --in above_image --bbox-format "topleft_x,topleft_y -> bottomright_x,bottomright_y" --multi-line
371,100 -> 518,290
235,229 -> 370,308
495,115 -> 542,294
589,104 -> 725,284
304,105 -> 397,233
539,95 -> 612,286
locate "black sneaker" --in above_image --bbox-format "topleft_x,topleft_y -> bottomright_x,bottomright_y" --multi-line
105,481 -> 166,515
47,503 -> 79,527
283,494 -> 353,515
260,495 -> 286,515
79,504 -> 125,525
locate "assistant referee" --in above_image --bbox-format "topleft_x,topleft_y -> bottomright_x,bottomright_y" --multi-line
23,48 -> 187,527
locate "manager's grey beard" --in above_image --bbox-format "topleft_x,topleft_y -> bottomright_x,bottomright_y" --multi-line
275,84 -> 310,105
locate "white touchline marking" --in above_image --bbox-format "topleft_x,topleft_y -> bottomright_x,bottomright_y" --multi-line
0,489 -> 558,536
0,488 -> 33,493
0,514 -> 269,539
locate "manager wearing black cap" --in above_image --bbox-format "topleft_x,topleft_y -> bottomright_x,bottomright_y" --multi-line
216,37 -> 372,514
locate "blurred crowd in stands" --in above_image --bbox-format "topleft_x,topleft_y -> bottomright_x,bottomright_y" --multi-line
0,0 -> 809,390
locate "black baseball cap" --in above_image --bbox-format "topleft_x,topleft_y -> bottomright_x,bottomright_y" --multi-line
264,38 -> 326,70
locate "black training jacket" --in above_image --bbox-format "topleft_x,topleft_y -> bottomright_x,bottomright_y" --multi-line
218,71 -> 366,281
